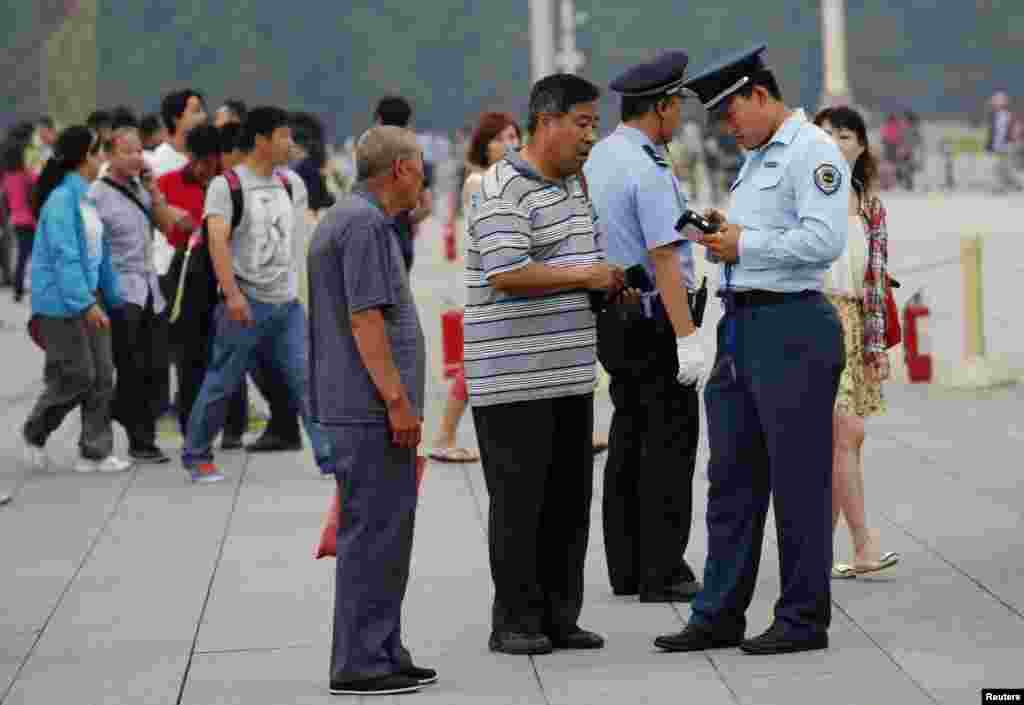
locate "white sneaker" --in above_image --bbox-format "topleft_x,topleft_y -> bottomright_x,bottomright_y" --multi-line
24,439 -> 49,471
75,455 -> 133,473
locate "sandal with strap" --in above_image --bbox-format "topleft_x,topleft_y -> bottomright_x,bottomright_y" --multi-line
832,551 -> 900,579
428,446 -> 480,463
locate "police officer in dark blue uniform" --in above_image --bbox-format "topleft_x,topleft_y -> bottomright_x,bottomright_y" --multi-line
584,52 -> 708,603
654,45 -> 848,655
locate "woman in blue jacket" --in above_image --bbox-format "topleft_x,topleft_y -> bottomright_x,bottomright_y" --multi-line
22,125 -> 132,473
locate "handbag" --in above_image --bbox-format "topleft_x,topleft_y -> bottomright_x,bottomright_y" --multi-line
27,315 -> 45,350
884,275 -> 902,349
315,456 -> 426,559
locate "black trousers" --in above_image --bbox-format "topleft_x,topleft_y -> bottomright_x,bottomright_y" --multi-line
13,225 -> 33,299
472,393 -> 594,636
250,360 -> 301,442
171,302 -> 248,440
604,374 -> 700,593
110,294 -> 168,449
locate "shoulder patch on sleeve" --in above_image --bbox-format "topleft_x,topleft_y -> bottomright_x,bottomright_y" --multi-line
642,144 -> 670,169
813,163 -> 841,195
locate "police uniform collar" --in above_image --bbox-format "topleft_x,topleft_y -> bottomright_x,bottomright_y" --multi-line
758,109 -> 807,150
617,124 -> 658,150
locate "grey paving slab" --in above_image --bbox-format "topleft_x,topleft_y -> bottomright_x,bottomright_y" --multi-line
3,642 -> 187,705
0,633 -> 35,697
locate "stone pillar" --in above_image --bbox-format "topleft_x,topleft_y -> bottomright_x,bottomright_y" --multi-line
45,0 -> 98,127
529,0 -> 556,85
819,0 -> 853,108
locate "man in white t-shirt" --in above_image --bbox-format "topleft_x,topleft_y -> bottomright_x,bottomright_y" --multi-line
148,89 -> 208,178
180,106 -> 330,483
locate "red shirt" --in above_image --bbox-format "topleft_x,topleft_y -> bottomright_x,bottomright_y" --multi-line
158,166 -> 207,248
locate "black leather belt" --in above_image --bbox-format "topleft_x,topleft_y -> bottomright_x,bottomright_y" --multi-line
721,289 -> 817,308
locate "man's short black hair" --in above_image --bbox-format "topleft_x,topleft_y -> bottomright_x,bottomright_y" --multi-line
139,114 -> 163,140
86,109 -> 112,131
36,115 -> 55,129
109,105 -> 138,131
241,106 -> 290,151
734,69 -> 783,102
161,89 -> 205,135
185,124 -> 222,160
219,122 -> 245,154
222,99 -> 248,121
375,96 -> 413,127
621,93 -> 676,123
527,74 -> 601,134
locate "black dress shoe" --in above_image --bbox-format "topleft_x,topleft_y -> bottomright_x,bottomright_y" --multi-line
612,586 -> 639,596
488,631 -> 553,655
639,579 -> 702,603
129,445 -> 170,464
549,628 -> 605,650
401,665 -> 438,685
329,674 -> 421,696
246,433 -> 302,453
221,435 -> 244,451
654,624 -> 744,652
740,623 -> 828,655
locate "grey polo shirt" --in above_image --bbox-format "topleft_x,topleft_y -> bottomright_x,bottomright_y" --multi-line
88,178 -> 166,313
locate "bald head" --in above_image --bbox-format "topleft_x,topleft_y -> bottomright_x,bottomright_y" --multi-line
356,125 -> 421,181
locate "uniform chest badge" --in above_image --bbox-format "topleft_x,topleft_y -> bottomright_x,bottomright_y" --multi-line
814,163 -> 841,195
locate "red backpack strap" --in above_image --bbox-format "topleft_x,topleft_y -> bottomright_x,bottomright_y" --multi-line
277,171 -> 294,202
223,168 -> 244,232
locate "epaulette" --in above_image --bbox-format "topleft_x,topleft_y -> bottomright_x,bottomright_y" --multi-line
642,144 -> 670,168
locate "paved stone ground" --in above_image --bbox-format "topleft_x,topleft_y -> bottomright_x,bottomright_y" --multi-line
1,190 -> 1022,704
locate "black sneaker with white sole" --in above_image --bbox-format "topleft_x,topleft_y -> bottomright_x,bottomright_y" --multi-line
329,674 -> 421,696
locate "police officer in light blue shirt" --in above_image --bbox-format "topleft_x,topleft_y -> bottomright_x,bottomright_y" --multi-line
654,45 -> 848,656
584,50 -> 707,604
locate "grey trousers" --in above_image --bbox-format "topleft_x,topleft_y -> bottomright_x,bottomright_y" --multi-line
23,315 -> 115,460
328,424 -> 417,683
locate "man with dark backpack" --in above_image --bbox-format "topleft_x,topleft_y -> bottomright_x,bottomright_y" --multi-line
164,127 -> 305,452
160,124 -> 249,446
180,107 -> 330,483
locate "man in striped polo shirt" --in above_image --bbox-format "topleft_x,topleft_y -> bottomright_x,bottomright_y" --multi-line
466,73 -> 625,656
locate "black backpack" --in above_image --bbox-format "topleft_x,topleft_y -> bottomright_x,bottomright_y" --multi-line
162,168 -> 294,324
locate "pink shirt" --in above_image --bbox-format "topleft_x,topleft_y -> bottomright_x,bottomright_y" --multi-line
2,171 -> 37,228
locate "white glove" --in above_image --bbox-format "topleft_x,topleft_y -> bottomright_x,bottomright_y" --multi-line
676,334 -> 706,386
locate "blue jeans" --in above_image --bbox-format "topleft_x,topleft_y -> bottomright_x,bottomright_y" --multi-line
182,299 -> 330,469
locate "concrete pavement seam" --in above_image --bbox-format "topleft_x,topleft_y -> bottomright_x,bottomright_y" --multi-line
194,641 -> 317,657
528,654 -> 553,705
174,453 -> 252,705
875,508 -> 1024,623
0,470 -> 138,705
830,600 -> 943,705
459,461 -> 487,538
670,603 -> 742,705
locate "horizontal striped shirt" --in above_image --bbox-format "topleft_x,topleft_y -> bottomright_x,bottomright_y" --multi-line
464,150 -> 603,407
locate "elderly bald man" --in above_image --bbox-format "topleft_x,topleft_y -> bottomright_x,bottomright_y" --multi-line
307,125 -> 435,697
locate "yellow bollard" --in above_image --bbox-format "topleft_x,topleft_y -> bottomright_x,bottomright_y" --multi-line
943,234 -> 1016,389
960,235 -> 985,359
